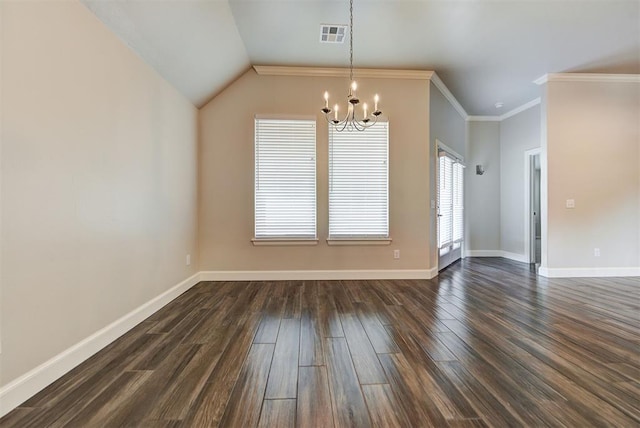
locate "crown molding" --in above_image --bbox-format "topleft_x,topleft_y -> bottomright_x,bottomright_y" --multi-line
467,97 -> 541,122
466,115 -> 501,122
499,97 -> 541,120
533,74 -> 548,85
430,73 -> 468,119
534,73 -> 640,85
252,66 -> 469,120
253,66 -> 434,80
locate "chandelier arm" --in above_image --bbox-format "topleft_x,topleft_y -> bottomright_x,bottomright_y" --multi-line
323,108 -> 379,131
323,110 -> 353,131
352,114 -> 377,131
337,117 -> 349,132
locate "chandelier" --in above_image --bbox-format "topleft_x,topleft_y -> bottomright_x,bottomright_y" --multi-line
321,0 -> 381,132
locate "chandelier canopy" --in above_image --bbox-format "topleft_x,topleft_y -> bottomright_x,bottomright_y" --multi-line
321,0 -> 382,132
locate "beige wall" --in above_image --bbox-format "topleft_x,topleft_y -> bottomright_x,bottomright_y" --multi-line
199,70 -> 431,271
1,0 -> 199,385
545,80 -> 640,269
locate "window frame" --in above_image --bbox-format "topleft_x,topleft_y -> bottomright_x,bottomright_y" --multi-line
253,115 -> 318,246
327,121 -> 391,245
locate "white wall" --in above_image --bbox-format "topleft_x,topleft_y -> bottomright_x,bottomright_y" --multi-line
499,105 -> 541,258
543,79 -> 639,274
465,121 -> 501,252
1,0 -> 198,389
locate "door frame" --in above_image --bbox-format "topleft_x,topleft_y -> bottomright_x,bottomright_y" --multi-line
436,139 -> 464,271
524,148 -> 542,264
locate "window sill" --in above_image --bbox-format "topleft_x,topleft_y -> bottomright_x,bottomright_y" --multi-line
326,237 -> 392,246
252,238 -> 319,246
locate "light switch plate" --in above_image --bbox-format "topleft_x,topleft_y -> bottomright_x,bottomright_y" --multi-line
566,199 -> 575,208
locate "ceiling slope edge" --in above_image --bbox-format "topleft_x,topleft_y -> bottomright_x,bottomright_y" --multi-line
198,65 -> 254,109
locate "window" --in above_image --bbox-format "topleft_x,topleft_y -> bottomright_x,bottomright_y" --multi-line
437,151 -> 464,249
254,118 -> 316,240
329,122 -> 389,239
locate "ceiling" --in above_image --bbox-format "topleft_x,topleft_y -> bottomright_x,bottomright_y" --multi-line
82,0 -> 250,108
83,0 -> 640,115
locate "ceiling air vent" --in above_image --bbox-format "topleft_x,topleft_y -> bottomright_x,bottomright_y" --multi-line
320,24 -> 347,43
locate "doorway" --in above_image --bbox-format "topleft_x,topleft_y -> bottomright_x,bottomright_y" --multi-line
437,141 -> 464,271
525,149 -> 542,265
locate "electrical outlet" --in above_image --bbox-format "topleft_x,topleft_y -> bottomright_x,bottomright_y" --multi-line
186,254 -> 191,266
594,248 -> 600,257
393,249 -> 400,259
566,199 -> 575,209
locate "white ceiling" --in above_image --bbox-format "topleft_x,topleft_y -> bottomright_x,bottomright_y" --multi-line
83,0 -> 639,114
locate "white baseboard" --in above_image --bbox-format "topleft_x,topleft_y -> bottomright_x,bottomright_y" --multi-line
201,269 -> 438,281
0,272 -> 201,418
500,251 -> 529,263
0,265 -> 447,417
464,250 -> 529,263
538,266 -> 640,278
7,260 -> 635,418
464,250 -> 503,258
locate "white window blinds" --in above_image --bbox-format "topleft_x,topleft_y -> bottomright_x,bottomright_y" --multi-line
438,154 -> 453,248
452,161 -> 464,243
438,151 -> 464,249
255,118 -> 316,239
329,122 -> 389,238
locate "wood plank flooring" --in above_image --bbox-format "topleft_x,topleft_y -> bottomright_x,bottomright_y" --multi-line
2,258 -> 639,427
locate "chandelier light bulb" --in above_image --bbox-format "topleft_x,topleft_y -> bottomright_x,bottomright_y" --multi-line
374,94 -> 379,111
324,91 -> 329,108
334,104 -> 339,120
363,102 -> 368,118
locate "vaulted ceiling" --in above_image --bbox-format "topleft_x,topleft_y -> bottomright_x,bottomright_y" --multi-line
83,0 -> 640,115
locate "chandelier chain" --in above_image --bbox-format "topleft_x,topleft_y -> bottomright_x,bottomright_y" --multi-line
349,0 -> 354,83
321,0 -> 381,131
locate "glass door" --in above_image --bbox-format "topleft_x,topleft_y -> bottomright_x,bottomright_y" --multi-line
437,150 -> 464,270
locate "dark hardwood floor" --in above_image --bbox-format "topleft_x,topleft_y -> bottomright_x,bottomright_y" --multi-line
2,258 -> 639,427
